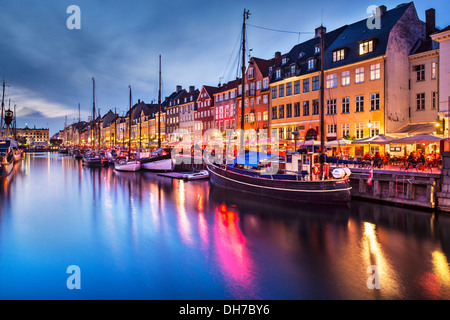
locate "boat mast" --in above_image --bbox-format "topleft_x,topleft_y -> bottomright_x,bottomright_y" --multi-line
128,85 -> 132,155
240,9 -> 250,152
158,54 -> 162,149
1,80 -> 5,138
319,26 -> 325,177
92,77 -> 96,150
78,103 -> 81,147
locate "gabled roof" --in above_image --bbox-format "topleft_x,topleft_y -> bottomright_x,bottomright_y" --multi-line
325,3 -> 412,68
216,78 -> 241,94
201,85 -> 220,99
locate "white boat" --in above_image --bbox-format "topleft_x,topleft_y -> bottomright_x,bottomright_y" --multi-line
140,148 -> 173,171
114,157 -> 141,172
182,170 -> 209,180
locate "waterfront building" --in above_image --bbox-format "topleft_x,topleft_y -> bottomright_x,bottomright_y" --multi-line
237,54 -> 284,139
178,86 -> 199,142
431,25 -> 450,137
268,3 -> 434,157
196,85 -> 219,141
15,125 -> 50,145
212,78 -> 240,136
165,85 -> 186,142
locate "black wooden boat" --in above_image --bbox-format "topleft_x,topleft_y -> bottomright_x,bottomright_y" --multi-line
0,139 -> 15,177
207,163 -> 351,204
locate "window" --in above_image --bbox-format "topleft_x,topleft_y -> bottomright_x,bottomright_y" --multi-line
355,67 -> 364,83
272,86 -> 277,99
256,81 -> 261,90
286,103 -> 292,118
416,93 -> 425,110
286,82 -> 292,96
257,112 -> 261,122
341,97 -> 350,114
303,78 -> 310,93
355,122 -> 364,139
356,95 -> 364,112
312,76 -> 319,91
272,106 -> 277,120
332,49 -> 345,62
263,111 -> 268,121
326,74 -> 337,89
307,59 -> 315,70
256,96 -> 261,105
359,40 -> 374,55
415,64 -> 425,81
263,78 -> 269,90
276,69 -> 282,79
294,81 -> 300,94
248,68 -> 254,79
294,102 -> 301,117
370,121 -> 380,137
279,105 -> 285,119
432,92 -> 438,110
342,71 -> 350,86
290,65 -> 296,75
370,93 -> 380,111
314,45 -> 320,54
327,124 -> 337,134
263,95 -> 268,104
250,98 -> 255,107
326,99 -> 337,115
312,99 -> 319,115
279,84 -> 285,98
341,123 -> 350,137
279,127 -> 285,139
431,62 -> 437,80
282,58 -> 287,65
370,63 -> 380,80
303,101 -> 310,116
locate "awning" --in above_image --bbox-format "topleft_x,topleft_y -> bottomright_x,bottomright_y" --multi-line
393,122 -> 437,135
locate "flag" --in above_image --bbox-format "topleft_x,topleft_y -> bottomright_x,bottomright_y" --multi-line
367,168 -> 373,186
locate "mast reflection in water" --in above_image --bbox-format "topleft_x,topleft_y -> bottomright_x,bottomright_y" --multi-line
0,152 -> 449,299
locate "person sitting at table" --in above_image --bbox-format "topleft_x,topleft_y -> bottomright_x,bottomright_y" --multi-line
373,152 -> 382,168
418,151 -> 426,166
407,151 -> 416,167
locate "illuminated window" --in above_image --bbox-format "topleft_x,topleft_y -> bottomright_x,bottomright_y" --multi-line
342,71 -> 350,86
355,67 -> 364,83
359,40 -> 374,55
326,74 -> 337,89
370,63 -> 381,80
431,62 -> 437,80
332,49 -> 345,62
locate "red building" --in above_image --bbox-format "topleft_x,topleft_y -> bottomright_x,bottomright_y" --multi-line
213,78 -> 240,135
236,53 -> 285,138
195,85 -> 220,141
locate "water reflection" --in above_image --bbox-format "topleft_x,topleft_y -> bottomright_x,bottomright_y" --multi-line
0,152 -> 449,299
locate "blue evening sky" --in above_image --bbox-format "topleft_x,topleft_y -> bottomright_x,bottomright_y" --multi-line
0,0 -> 448,135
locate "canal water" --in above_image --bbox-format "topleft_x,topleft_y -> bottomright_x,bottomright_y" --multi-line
0,152 -> 449,300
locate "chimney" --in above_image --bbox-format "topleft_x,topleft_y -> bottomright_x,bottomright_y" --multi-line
138,99 -> 141,104
426,8 -> 436,37
315,26 -> 326,38
189,85 -> 195,92
378,5 -> 387,15
176,85 -> 182,93
274,51 -> 281,58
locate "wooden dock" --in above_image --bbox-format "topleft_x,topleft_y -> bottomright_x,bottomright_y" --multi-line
341,167 -> 440,210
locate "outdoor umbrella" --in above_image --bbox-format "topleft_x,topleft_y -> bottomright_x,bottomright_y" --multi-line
390,134 -> 442,144
325,138 -> 352,147
351,134 -> 396,145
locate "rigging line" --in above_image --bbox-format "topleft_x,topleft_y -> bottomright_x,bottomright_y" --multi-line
222,30 -> 242,81
247,23 -> 314,35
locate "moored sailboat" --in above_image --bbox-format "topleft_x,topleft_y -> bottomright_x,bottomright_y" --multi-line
206,10 -> 351,204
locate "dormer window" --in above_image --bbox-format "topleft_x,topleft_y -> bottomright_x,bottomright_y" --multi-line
275,69 -> 281,79
269,66 -> 273,73
307,59 -> 315,70
332,49 -> 345,62
359,40 -> 374,55
314,45 -> 320,54
290,65 -> 296,75
282,57 -> 287,65
298,52 -> 305,59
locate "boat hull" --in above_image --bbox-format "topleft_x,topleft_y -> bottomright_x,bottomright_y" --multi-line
114,162 -> 141,172
140,156 -> 173,171
207,164 -> 351,204
83,158 -> 108,167
0,161 -> 14,177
